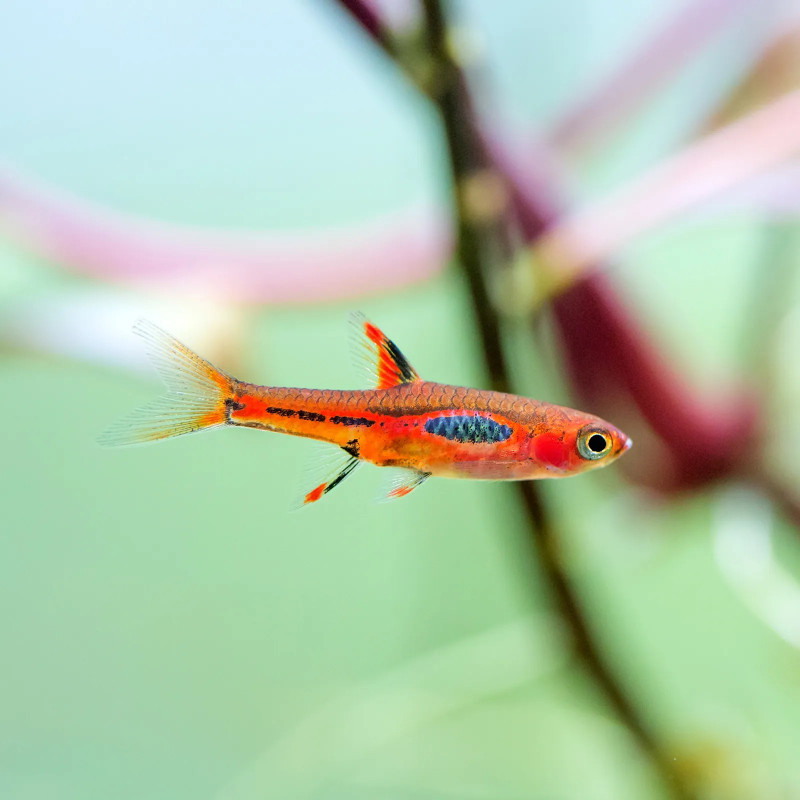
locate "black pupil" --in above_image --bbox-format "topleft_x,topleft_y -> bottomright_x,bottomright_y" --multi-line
588,433 -> 608,453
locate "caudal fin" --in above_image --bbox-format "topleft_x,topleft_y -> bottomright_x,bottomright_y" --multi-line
98,320 -> 235,447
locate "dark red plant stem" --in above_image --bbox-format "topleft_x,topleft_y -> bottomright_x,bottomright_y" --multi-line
479,120 -> 759,492
483,132 -> 759,492
333,0 -> 699,791
416,2 -> 698,798
515,483 -> 697,798
550,277 -> 759,491
331,0 -> 759,491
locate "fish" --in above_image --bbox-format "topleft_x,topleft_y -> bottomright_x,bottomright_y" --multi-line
99,314 -> 632,504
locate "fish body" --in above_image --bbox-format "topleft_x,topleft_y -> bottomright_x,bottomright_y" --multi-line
227,381 -> 624,480
100,315 -> 631,503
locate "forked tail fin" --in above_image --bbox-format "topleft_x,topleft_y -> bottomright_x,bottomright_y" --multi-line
98,320 -> 235,447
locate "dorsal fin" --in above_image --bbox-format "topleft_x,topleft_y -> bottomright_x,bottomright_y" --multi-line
349,312 -> 421,389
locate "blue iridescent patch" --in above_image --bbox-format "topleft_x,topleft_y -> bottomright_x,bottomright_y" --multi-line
424,414 -> 512,444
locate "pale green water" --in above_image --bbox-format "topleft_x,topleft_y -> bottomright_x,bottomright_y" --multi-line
2,1 -> 800,798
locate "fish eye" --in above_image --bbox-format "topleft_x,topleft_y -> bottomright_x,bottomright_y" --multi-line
577,429 -> 612,460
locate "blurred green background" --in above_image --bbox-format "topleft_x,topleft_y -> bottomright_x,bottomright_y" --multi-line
3,1 -> 800,798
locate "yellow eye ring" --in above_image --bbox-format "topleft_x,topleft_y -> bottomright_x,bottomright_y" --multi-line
577,428 -> 611,460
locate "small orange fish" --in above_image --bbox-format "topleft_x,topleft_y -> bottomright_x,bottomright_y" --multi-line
100,314 -> 631,503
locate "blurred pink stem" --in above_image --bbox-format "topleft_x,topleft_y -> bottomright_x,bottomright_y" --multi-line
696,160 -> 800,218
550,0 -> 784,150
535,90 -> 800,296
0,164 -> 451,304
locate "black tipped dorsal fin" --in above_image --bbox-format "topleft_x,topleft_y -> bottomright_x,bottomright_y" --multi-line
349,312 -> 421,389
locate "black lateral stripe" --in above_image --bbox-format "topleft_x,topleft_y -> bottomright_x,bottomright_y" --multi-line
330,415 -> 375,427
266,406 -> 326,422
266,406 -> 296,417
297,410 -> 326,422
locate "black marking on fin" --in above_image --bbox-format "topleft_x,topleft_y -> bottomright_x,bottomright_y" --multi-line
225,397 -> 245,422
424,414 -> 512,444
343,439 -> 360,458
385,338 -> 418,384
301,450 -> 362,507
324,457 -> 359,494
350,313 -> 421,389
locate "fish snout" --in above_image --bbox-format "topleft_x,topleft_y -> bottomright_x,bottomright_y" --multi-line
623,436 -> 632,451
617,435 -> 633,454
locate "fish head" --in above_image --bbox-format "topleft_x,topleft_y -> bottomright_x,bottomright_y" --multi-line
566,415 -> 632,474
529,409 -> 631,476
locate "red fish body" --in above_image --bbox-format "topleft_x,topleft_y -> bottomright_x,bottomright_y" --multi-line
100,315 -> 631,504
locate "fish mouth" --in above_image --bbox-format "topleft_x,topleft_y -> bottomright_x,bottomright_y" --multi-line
614,435 -> 633,454
621,436 -> 633,453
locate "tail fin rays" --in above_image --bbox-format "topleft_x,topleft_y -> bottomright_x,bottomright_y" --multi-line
98,320 -> 233,447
